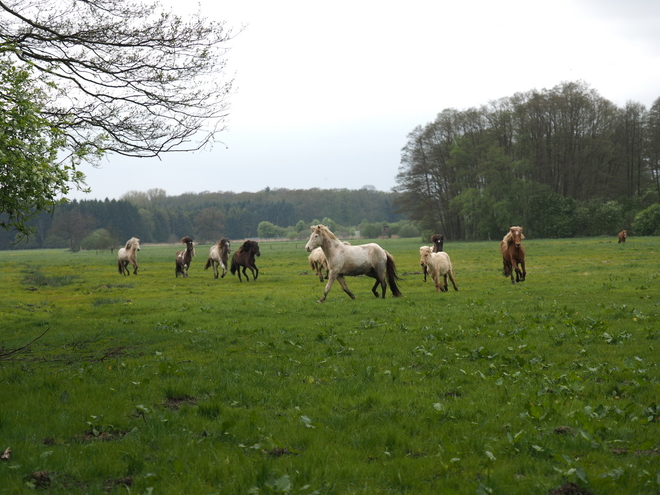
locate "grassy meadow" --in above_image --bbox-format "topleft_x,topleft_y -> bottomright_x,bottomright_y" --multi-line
0,236 -> 659,494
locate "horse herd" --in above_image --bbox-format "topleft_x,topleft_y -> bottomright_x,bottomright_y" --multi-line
116,226 -> 628,302
117,236 -> 260,282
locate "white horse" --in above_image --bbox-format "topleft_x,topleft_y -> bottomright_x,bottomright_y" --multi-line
305,225 -> 402,302
308,246 -> 328,282
204,238 -> 231,279
118,237 -> 140,275
419,246 -> 458,292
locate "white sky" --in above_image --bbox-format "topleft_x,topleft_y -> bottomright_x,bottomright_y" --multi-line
69,0 -> 660,200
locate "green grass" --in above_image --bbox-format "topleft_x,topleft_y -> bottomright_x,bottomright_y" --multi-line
1,237 -> 659,494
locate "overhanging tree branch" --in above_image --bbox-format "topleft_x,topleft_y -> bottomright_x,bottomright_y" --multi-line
0,0 -> 238,158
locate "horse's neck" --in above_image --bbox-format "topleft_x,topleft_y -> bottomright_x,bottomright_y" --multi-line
320,236 -> 342,259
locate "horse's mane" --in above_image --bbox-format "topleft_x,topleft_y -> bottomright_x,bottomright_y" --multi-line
237,240 -> 257,253
502,227 -> 524,244
314,224 -> 338,241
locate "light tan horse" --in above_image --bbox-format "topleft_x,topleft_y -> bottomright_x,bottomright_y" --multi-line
618,230 -> 627,243
501,226 -> 526,284
117,237 -> 140,275
204,238 -> 231,279
419,246 -> 458,292
308,246 -> 329,283
305,225 -> 402,302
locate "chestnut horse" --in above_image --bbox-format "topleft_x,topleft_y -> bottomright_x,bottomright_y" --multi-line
175,236 -> 195,278
305,224 -> 402,302
230,240 -> 260,282
501,226 -> 526,284
618,230 -> 627,243
118,237 -> 140,275
204,238 -> 231,279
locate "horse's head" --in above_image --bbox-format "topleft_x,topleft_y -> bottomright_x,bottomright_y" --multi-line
509,227 -> 524,247
305,225 -> 326,252
221,238 -> 231,253
251,241 -> 260,257
419,246 -> 432,265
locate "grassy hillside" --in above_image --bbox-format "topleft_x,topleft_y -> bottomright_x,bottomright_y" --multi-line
1,236 -> 658,494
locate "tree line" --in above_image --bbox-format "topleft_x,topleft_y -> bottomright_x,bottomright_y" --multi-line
0,187 -> 406,251
395,81 -> 660,240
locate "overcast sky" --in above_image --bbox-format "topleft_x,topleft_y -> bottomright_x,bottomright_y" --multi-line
69,0 -> 660,201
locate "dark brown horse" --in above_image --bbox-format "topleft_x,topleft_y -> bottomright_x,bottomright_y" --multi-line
204,238 -> 231,279
175,236 -> 195,278
501,226 -> 526,284
618,230 -> 627,243
230,240 -> 260,282
431,234 -> 444,252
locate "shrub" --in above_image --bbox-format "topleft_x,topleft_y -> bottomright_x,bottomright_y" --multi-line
632,203 -> 660,235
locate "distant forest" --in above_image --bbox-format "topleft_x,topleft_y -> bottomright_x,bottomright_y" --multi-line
0,187 -> 406,251
395,81 -> 660,240
4,80 -> 660,251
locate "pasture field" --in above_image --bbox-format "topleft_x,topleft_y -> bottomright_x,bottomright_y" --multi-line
0,236 -> 659,494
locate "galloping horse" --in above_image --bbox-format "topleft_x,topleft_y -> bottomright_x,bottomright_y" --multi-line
422,233 -> 445,281
305,224 -> 402,303
618,230 -> 627,243
308,246 -> 329,282
118,237 -> 140,275
501,226 -> 526,284
230,240 -> 260,282
175,236 -> 195,278
204,238 -> 231,279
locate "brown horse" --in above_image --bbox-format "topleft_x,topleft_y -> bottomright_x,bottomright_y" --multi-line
175,236 -> 195,278
618,230 -> 627,243
204,238 -> 231,279
501,226 -> 526,284
230,240 -> 260,282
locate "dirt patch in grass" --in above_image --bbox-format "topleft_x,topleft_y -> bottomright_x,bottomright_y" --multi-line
164,396 -> 197,410
548,482 -> 593,495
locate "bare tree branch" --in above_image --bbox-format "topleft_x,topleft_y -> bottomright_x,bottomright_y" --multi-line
0,0 -> 238,158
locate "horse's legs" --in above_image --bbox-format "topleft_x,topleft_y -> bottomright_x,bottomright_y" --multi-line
253,265 -> 259,281
131,260 -> 138,275
447,270 -> 459,291
370,278 -> 380,298
336,275 -> 356,300
213,261 -> 219,279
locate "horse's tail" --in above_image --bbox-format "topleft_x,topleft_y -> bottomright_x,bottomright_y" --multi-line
385,252 -> 402,297
204,257 -> 212,270
230,257 -> 237,275
117,259 -> 123,274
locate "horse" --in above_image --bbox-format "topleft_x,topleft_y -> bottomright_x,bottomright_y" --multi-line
305,224 -> 402,303
422,234 -> 445,281
431,234 -> 444,252
230,240 -> 260,282
117,237 -> 140,275
204,238 -> 231,279
308,246 -> 329,282
419,246 -> 458,292
618,230 -> 627,243
175,236 -> 195,278
501,226 -> 526,284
